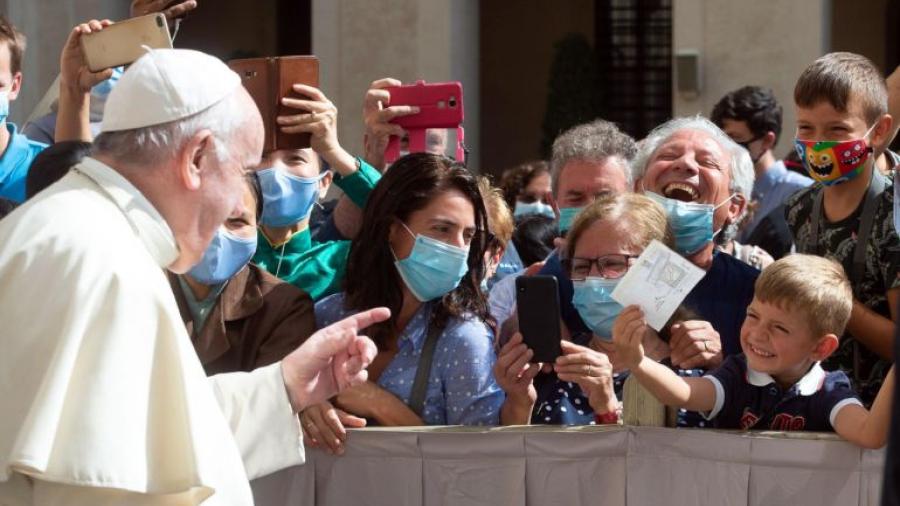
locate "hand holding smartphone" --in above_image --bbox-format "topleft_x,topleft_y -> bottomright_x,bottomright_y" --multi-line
515,276 -> 563,363
80,14 -> 172,72
382,80 -> 465,164
228,55 -> 320,151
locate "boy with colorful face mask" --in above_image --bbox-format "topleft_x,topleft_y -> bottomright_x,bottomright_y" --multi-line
784,52 -> 900,405
249,83 -> 387,301
0,15 -> 48,203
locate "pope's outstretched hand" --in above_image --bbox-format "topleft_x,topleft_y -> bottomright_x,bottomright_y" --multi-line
281,307 -> 388,413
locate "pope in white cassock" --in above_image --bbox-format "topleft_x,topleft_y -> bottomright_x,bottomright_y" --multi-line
0,43 -> 387,505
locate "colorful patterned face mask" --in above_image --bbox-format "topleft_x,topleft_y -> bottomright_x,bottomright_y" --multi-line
794,124 -> 876,186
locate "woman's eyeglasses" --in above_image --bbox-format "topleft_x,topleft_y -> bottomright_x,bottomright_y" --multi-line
564,254 -> 639,281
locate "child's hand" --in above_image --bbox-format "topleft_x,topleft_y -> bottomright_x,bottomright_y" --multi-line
612,305 -> 648,370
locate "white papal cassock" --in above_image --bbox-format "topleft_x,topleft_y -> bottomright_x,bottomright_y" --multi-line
0,157 -> 304,505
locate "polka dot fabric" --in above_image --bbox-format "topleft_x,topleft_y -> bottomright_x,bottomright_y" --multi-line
315,293 -> 504,425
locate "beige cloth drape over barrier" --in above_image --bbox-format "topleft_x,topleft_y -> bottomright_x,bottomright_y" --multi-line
251,425 -> 884,506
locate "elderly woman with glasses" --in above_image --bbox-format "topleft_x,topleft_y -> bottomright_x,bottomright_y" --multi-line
495,193 -> 676,425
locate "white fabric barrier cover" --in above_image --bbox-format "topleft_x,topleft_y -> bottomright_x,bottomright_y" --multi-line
251,426 -> 884,506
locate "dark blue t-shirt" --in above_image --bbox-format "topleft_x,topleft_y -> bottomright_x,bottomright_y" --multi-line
539,249 -> 759,356
705,354 -> 861,431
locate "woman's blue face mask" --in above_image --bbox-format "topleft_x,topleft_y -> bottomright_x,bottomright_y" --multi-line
572,277 -> 623,341
515,200 -> 555,220
392,222 -> 471,302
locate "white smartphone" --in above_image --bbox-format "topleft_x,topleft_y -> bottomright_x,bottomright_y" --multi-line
81,14 -> 173,72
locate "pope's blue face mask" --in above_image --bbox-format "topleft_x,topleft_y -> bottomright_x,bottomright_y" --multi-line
0,91 -> 9,124
645,191 -> 733,255
558,206 -> 584,233
258,166 -> 326,227
188,228 -> 258,285
514,200 -> 555,220
393,222 -> 471,302
572,277 -> 623,341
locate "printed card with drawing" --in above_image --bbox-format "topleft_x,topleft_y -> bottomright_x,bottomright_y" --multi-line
610,240 -> 705,331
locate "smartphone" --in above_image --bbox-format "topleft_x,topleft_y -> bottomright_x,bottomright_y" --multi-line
383,80 -> 465,163
81,14 -> 173,72
515,275 -> 563,363
384,80 -> 464,129
228,55 -> 320,151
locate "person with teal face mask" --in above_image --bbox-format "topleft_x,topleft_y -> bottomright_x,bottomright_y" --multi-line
0,15 -> 48,203
248,82 -> 383,301
489,120 -> 637,348
548,120 -> 635,233
168,174 -> 318,375
304,153 -> 504,455
497,160 -> 554,220
631,116 -> 759,384
494,193 -> 677,426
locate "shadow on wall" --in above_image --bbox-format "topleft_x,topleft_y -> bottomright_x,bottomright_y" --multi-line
540,33 -> 603,159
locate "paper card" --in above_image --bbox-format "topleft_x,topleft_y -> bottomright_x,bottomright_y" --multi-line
610,240 -> 705,331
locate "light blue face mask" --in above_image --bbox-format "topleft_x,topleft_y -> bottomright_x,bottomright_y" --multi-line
0,91 -> 9,124
258,166 -> 325,227
90,66 -> 124,101
558,206 -> 584,232
572,277 -> 623,341
514,200 -> 555,220
188,228 -> 258,285
393,222 -> 471,302
645,191 -> 732,255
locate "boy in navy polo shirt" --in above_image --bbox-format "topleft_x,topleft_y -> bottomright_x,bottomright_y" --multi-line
0,15 -> 47,203
613,254 -> 894,448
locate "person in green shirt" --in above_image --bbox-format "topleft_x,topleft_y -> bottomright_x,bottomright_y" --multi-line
250,83 -> 382,300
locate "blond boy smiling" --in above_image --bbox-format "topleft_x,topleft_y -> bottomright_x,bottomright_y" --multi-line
613,254 -> 894,449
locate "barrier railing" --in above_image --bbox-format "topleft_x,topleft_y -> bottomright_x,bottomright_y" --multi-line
250,425 -> 885,506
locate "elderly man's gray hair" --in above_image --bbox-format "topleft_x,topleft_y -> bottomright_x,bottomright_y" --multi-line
550,119 -> 637,195
92,91 -> 249,168
630,115 -> 755,242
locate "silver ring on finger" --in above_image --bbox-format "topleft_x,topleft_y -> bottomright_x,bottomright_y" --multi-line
702,340 -> 709,352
